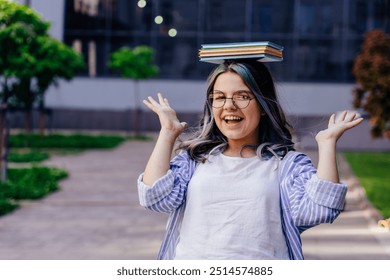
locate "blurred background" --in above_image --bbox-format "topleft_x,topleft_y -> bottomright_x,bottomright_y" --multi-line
0,0 -> 388,260
9,0 -> 390,150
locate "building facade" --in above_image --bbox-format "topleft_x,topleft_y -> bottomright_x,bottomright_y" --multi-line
63,0 -> 389,82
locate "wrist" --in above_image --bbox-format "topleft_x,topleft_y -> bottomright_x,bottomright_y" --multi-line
316,138 -> 336,145
317,139 -> 337,155
159,128 -> 180,142
315,133 -> 337,145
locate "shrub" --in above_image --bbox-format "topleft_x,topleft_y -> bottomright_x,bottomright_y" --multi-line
0,167 -> 68,200
9,133 -> 126,149
8,151 -> 49,162
0,195 -> 19,216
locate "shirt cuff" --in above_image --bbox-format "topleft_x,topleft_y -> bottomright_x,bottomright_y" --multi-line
137,170 -> 175,206
306,174 -> 347,210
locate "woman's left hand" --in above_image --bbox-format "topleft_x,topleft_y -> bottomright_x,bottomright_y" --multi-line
315,111 -> 364,143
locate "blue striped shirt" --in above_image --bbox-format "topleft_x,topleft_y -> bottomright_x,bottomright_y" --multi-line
137,151 -> 347,260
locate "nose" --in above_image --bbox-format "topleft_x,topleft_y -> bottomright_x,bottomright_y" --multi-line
223,97 -> 237,110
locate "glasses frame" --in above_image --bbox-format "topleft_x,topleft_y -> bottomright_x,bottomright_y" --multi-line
208,91 -> 256,109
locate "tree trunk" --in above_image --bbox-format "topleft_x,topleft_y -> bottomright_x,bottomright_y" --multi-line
25,108 -> 33,133
38,99 -> 46,137
39,110 -> 46,137
133,81 -> 142,136
24,79 -> 33,133
0,79 -> 10,183
0,103 -> 9,183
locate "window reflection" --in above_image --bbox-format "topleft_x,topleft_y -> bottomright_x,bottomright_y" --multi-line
64,0 -> 390,81
74,0 -> 99,16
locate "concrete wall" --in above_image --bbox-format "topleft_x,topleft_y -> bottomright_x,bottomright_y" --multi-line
45,78 -> 357,115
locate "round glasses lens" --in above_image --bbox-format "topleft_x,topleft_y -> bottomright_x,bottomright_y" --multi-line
208,93 -> 252,109
234,99 -> 250,109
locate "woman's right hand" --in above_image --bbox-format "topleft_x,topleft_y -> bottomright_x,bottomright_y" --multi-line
143,93 -> 187,139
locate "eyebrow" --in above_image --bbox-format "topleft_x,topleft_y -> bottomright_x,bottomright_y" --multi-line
212,90 -> 252,95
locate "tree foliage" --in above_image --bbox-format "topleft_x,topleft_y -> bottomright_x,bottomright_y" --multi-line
352,29 -> 390,139
0,0 -> 85,182
0,0 -> 49,99
108,46 -> 159,80
10,36 -> 85,108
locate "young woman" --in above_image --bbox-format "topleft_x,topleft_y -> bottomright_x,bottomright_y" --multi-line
138,60 -> 363,260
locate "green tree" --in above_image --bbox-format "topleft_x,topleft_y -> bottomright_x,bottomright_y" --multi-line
108,46 -> 159,135
0,0 -> 84,181
10,36 -> 84,133
352,29 -> 390,139
0,0 -> 49,182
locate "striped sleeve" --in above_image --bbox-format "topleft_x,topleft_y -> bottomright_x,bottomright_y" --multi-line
280,152 -> 347,232
137,151 -> 195,213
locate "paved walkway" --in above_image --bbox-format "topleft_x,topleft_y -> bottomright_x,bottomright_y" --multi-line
0,137 -> 389,260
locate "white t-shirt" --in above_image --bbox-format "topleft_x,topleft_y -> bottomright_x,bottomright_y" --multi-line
174,153 -> 289,260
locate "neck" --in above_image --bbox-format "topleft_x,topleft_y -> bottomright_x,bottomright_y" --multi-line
223,143 -> 257,158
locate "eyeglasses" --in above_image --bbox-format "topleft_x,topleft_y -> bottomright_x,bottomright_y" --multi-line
208,91 -> 255,109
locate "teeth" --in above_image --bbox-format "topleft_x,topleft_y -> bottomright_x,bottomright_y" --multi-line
224,116 -> 242,121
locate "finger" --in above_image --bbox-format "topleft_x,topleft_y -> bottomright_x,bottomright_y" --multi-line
164,98 -> 171,108
180,122 -> 188,129
346,117 -> 364,129
342,117 -> 364,131
328,114 -> 336,126
336,111 -> 348,122
345,112 -> 357,122
142,99 -> 158,113
157,93 -> 165,104
147,96 -> 160,107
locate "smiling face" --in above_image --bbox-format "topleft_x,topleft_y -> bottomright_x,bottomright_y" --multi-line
212,71 -> 262,150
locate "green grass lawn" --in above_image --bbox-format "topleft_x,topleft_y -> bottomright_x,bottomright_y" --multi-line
344,152 -> 390,218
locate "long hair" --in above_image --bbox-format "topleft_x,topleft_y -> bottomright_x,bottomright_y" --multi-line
178,60 -> 294,162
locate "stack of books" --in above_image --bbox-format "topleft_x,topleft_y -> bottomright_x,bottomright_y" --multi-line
198,41 -> 283,64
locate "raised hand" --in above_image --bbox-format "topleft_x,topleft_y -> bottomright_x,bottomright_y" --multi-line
315,111 -> 364,183
143,93 -> 187,139
315,111 -> 364,144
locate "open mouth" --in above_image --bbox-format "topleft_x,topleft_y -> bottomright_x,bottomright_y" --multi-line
224,116 -> 243,124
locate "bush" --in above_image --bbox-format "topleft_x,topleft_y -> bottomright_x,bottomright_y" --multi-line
10,133 -> 126,149
0,195 -> 19,216
0,167 -> 68,200
8,151 -> 49,162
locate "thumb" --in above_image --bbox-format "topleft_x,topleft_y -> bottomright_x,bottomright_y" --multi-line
180,122 -> 188,129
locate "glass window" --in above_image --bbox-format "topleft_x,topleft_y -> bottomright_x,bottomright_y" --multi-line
205,0 -> 246,32
63,0 -> 385,82
298,1 -> 315,34
348,0 -> 389,36
64,0 -> 109,31
111,0 -> 153,32
252,0 -> 294,34
167,0 -> 199,32
348,0 -> 369,34
154,36 -> 200,79
373,0 -> 390,32
296,39 -> 344,81
297,0 -> 343,35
